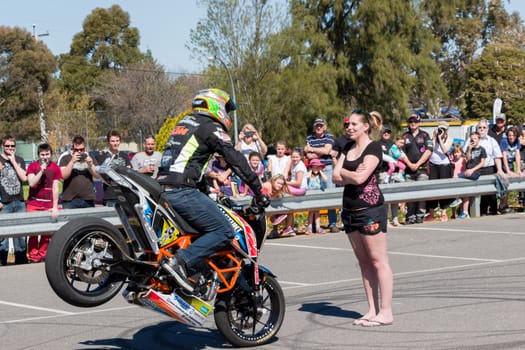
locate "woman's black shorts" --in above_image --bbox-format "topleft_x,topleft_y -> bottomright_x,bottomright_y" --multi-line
341,205 -> 387,235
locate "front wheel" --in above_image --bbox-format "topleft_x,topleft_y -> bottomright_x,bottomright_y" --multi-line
214,274 -> 285,347
45,217 -> 129,307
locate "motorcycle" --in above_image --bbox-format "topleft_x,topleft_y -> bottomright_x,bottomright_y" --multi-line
45,166 -> 285,347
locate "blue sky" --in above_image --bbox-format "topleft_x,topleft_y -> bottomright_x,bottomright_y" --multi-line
0,1 -> 205,74
1,1 -> 524,75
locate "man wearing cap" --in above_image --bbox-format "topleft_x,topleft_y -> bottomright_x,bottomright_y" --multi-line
468,119 -> 505,216
489,113 -> 507,146
304,117 -> 338,232
332,117 -> 355,160
402,114 -> 433,224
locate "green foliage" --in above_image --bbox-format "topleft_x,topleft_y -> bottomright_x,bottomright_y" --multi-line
464,43 -> 525,124
290,0 -> 446,127
59,4 -> 145,94
155,110 -> 192,152
0,26 -> 57,139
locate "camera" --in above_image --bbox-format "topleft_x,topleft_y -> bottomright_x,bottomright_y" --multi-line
244,131 -> 254,138
38,158 -> 48,166
79,153 -> 87,161
437,127 -> 445,135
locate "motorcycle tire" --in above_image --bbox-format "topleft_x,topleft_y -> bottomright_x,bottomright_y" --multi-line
45,217 -> 129,307
214,274 -> 285,347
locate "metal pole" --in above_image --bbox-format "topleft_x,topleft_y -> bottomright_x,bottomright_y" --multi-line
209,56 -> 238,144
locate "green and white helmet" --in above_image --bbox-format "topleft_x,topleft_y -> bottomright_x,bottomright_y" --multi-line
192,88 -> 236,130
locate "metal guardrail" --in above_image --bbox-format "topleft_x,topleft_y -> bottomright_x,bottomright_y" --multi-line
1,174 -> 523,239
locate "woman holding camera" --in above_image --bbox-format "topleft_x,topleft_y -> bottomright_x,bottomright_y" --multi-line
235,123 -> 268,159
426,121 -> 454,222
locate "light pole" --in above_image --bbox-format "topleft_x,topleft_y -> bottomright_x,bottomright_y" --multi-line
208,56 -> 238,144
32,25 -> 50,142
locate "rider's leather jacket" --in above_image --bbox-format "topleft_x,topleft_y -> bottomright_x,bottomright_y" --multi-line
157,113 -> 262,196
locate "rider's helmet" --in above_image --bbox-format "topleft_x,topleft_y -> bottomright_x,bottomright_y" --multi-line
192,88 -> 237,131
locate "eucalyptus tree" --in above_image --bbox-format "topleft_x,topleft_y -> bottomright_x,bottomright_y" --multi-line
418,0 -> 512,112
292,0 -> 446,126
0,26 -> 56,139
59,4 -> 145,95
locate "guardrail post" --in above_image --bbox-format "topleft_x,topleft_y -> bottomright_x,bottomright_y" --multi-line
471,196 -> 480,217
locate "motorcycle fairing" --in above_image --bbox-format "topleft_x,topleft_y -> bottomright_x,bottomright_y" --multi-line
218,205 -> 258,259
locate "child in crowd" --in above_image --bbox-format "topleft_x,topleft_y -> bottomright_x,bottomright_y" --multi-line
306,158 -> 327,234
457,132 -> 487,219
499,126 -> 522,211
286,149 -> 307,196
448,144 -> 466,217
262,174 -> 289,238
280,150 -> 308,236
387,135 -> 407,182
208,154 -> 237,198
239,151 -> 265,196
267,140 -> 291,177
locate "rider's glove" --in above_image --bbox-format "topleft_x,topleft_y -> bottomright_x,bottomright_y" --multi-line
253,194 -> 270,209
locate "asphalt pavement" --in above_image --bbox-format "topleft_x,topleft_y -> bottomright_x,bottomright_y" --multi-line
1,213 -> 525,349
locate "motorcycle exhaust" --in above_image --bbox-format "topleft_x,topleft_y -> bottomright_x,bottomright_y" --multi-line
124,288 -> 213,327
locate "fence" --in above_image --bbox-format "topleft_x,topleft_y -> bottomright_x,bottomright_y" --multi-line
1,174 -> 524,239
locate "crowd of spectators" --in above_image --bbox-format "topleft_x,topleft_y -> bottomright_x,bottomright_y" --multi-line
2,110 -> 524,264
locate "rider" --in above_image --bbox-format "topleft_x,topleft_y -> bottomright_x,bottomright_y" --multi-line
158,88 -> 269,292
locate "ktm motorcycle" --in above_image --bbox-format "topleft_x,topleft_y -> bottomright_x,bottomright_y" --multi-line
45,166 -> 285,347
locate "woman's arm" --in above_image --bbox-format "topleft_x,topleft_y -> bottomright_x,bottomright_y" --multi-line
333,153 -> 379,186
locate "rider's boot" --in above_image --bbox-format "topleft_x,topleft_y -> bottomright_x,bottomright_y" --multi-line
162,254 -> 194,293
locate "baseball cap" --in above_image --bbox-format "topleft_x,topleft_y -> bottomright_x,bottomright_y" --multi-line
343,117 -> 350,124
382,123 -> 392,132
408,114 -> 420,122
496,113 -> 506,121
438,121 -> 449,129
313,118 -> 326,126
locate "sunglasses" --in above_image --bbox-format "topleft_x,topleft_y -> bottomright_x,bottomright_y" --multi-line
477,126 -> 487,129
73,147 -> 85,152
3,144 -> 15,148
343,123 -> 350,128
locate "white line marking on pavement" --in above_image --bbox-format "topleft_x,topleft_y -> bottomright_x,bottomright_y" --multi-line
388,251 -> 501,262
397,226 -> 525,235
0,305 -> 137,324
266,242 -> 501,262
279,257 -> 525,290
0,300 -> 74,315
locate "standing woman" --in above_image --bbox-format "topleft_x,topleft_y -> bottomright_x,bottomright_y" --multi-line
333,110 -> 394,327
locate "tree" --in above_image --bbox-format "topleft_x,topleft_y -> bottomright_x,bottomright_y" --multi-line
59,4 -> 145,95
189,0 -> 318,145
44,89 -> 99,151
92,62 -> 205,140
291,0 -> 446,127
464,43 -> 525,124
0,26 -> 56,139
418,0 -> 512,112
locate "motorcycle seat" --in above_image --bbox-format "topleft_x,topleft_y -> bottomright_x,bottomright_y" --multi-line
115,166 -> 163,201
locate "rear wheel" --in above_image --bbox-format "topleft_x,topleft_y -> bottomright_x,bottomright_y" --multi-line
45,217 -> 129,307
214,273 -> 285,347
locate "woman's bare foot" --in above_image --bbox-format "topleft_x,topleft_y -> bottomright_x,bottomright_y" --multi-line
361,313 -> 393,327
352,312 -> 376,326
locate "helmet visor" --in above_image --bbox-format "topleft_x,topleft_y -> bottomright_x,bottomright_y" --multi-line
225,98 -> 237,114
